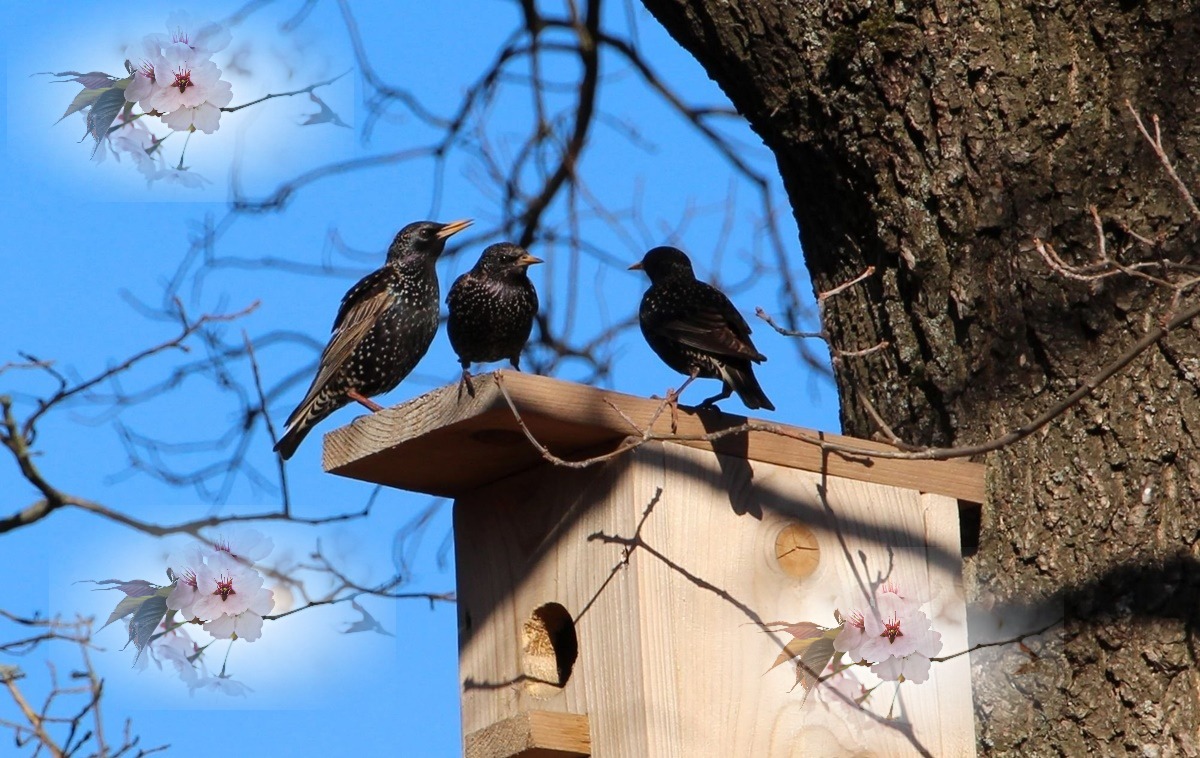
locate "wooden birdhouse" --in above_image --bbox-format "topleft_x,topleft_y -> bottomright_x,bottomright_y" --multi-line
323,371 -> 984,757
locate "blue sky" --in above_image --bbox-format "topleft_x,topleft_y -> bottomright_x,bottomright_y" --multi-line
1,2 -> 837,755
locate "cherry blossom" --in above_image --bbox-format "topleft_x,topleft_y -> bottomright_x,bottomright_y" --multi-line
210,527 -> 274,563
833,609 -> 867,663
159,166 -> 211,188
857,586 -> 937,663
123,37 -> 166,111
188,552 -> 266,621
124,13 -> 232,131
151,626 -> 201,686
871,651 -> 934,684
106,120 -> 163,182
161,100 -> 227,134
833,582 -> 943,684
814,667 -> 873,730
166,544 -> 209,619
202,586 -> 275,642
194,674 -> 253,697
157,11 -> 231,58
147,48 -> 225,115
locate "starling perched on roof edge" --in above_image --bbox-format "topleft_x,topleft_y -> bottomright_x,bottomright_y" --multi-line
274,218 -> 472,459
446,242 -> 542,396
630,246 -> 775,412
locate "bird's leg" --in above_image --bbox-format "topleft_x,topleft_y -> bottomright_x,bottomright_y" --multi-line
347,389 -> 384,413
459,367 -> 477,399
455,359 -> 477,400
509,356 -> 522,372
697,383 -> 733,410
665,370 -> 700,433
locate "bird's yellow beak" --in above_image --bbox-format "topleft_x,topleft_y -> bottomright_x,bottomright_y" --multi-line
436,219 -> 473,239
518,253 -> 544,267
628,261 -> 644,271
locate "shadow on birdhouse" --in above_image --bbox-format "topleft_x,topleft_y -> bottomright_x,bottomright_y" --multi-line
324,371 -> 985,757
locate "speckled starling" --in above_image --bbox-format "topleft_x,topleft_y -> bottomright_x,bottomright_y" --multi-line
274,219 -> 472,459
446,242 -> 542,394
630,246 -> 775,411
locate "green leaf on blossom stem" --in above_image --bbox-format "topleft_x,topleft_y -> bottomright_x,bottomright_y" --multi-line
764,620 -> 841,697
788,633 -> 838,696
126,589 -> 171,665
37,70 -> 117,89
57,87 -> 106,124
101,594 -> 150,631
84,86 -> 130,153
80,578 -> 159,598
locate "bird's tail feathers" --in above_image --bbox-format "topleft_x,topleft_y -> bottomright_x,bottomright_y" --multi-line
273,424 -> 309,461
273,388 -> 338,460
722,362 -> 776,412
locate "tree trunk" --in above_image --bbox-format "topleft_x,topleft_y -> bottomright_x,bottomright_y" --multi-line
640,1 -> 1200,753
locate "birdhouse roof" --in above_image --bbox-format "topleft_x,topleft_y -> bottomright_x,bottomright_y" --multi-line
322,371 -> 985,503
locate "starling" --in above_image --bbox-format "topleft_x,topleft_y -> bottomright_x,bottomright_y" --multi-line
630,246 -> 775,411
446,242 -> 543,395
274,218 -> 472,459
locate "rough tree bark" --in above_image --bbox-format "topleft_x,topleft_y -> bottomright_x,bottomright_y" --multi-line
640,1 -> 1200,754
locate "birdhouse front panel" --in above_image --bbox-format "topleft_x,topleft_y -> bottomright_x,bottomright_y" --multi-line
454,441 -> 975,757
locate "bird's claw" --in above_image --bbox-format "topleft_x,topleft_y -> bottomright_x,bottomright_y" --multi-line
347,389 -> 384,413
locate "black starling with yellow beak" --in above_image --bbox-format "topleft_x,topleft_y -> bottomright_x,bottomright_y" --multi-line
275,218 -> 472,459
446,242 -> 543,396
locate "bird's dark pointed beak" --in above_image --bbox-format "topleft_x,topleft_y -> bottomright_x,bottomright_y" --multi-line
436,219 -> 473,239
628,261 -> 644,271
518,253 -> 544,267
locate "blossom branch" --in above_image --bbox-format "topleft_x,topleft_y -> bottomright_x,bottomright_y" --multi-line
263,540 -> 454,622
220,70 -> 350,113
929,618 -> 1062,664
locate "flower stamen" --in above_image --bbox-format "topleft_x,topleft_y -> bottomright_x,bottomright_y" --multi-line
171,67 -> 193,93
881,614 -> 903,644
212,575 -> 237,601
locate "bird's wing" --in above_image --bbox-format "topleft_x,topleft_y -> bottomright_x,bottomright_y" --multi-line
445,271 -> 474,306
655,286 -> 765,362
307,271 -> 393,396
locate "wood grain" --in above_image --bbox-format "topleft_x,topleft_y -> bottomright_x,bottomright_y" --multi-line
455,443 -> 976,757
465,711 -> 590,758
323,370 -> 985,503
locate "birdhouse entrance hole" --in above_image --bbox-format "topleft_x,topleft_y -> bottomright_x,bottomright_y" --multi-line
522,602 -> 578,698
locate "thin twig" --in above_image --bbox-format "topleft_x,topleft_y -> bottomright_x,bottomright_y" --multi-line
241,331 -> 290,517
495,294 -> 1200,465
1126,100 -> 1200,220
221,70 -> 350,113
930,619 -> 1062,663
